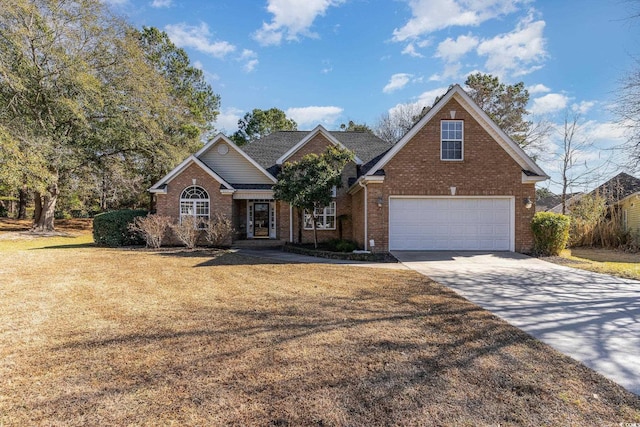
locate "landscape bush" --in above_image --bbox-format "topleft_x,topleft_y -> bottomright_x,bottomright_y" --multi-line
203,214 -> 234,247
93,209 -> 147,247
531,212 -> 570,256
324,238 -> 359,252
128,214 -> 172,248
170,216 -> 201,249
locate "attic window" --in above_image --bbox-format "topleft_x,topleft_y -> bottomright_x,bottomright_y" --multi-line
441,120 -> 463,161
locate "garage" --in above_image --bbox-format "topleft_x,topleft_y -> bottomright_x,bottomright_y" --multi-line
388,197 -> 513,251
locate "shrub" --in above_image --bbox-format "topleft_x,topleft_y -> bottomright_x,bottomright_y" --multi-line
335,239 -> 358,252
203,214 -> 234,247
324,238 -> 359,252
128,214 -> 171,248
170,216 -> 201,249
568,193 -> 607,247
531,212 -> 570,256
93,209 -> 147,247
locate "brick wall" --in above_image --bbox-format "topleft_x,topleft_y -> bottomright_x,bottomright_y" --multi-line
155,162 -> 233,245
279,134 -> 358,245
364,97 -> 536,253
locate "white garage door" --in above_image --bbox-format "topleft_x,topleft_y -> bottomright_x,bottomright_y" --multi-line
389,197 -> 513,251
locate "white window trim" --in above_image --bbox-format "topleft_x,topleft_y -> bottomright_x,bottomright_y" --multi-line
441,120 -> 464,161
304,201 -> 337,230
179,185 -> 210,229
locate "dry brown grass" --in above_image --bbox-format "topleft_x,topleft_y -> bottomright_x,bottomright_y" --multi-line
552,248 -> 640,281
1,223 -> 639,426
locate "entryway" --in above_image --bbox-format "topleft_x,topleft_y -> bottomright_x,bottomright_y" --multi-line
247,200 -> 276,239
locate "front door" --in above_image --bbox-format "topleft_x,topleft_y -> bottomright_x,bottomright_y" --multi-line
253,202 -> 270,238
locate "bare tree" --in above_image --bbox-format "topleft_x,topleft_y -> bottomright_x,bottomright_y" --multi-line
616,59 -> 640,171
556,112 -> 604,214
374,103 -> 428,144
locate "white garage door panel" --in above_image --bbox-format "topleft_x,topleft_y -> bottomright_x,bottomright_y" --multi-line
389,198 -> 512,251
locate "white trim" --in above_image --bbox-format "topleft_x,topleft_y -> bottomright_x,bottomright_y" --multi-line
149,155 -> 234,191
522,172 -> 547,183
615,191 -> 640,205
289,204 -> 293,243
348,175 -> 385,194
365,85 -> 547,179
303,201 -> 337,230
387,195 -> 515,252
195,133 -> 277,183
440,120 -> 464,161
276,125 -> 363,165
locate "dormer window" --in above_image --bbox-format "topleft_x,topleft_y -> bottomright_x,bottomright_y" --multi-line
441,120 -> 463,161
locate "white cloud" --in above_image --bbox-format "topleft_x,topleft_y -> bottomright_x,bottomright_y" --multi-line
165,22 -> 235,59
527,83 -> 550,94
530,93 -> 569,115
253,0 -> 345,46
435,34 -> 479,62
428,62 -> 462,81
476,14 -> 546,77
581,120 -> 627,146
416,86 -> 449,107
150,0 -> 172,7
572,101 -> 596,115
286,106 -> 343,127
238,49 -> 259,72
244,59 -> 259,73
392,0 -> 526,41
402,43 -> 424,58
383,73 -> 413,94
215,107 -> 244,133
102,0 -> 128,5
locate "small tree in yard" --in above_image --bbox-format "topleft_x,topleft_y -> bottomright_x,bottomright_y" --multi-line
273,146 -> 354,248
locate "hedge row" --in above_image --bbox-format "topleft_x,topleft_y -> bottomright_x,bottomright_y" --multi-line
93,209 -> 147,247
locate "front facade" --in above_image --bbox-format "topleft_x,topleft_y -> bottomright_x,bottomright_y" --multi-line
150,85 -> 548,252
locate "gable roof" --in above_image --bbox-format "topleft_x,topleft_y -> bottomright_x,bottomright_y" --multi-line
590,172 -> 640,203
195,133 -> 277,183
242,128 -> 393,176
363,84 -> 548,181
547,172 -> 640,212
275,125 -> 364,165
149,155 -> 234,193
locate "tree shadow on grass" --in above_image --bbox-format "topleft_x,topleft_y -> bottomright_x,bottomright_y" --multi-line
155,249 -> 289,266
31,276 -> 640,425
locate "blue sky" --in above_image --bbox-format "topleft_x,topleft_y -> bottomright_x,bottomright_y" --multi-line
106,0 -> 639,192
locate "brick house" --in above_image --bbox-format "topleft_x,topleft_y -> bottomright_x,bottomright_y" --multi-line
149,84 -> 548,252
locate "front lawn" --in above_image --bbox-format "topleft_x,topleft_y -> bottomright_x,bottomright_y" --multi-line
556,247 -> 640,281
1,225 -> 639,425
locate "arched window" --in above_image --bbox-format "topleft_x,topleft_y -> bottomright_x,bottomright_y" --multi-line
180,186 -> 209,228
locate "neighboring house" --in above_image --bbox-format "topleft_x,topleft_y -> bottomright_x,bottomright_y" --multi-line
149,84 -> 548,252
537,192 -> 582,213
548,172 -> 640,234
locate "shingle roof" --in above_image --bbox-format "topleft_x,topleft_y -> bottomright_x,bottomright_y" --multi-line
241,131 -> 393,175
589,172 -> 640,202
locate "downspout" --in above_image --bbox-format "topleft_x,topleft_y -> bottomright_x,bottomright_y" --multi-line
359,180 -> 368,251
289,204 -> 293,243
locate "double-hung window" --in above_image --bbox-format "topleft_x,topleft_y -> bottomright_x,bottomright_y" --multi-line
441,120 -> 463,160
180,185 -> 209,229
304,201 -> 337,230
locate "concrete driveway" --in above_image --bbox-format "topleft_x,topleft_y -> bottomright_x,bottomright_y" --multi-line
393,251 -> 640,395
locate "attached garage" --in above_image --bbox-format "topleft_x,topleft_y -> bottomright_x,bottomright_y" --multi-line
388,197 -> 514,251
